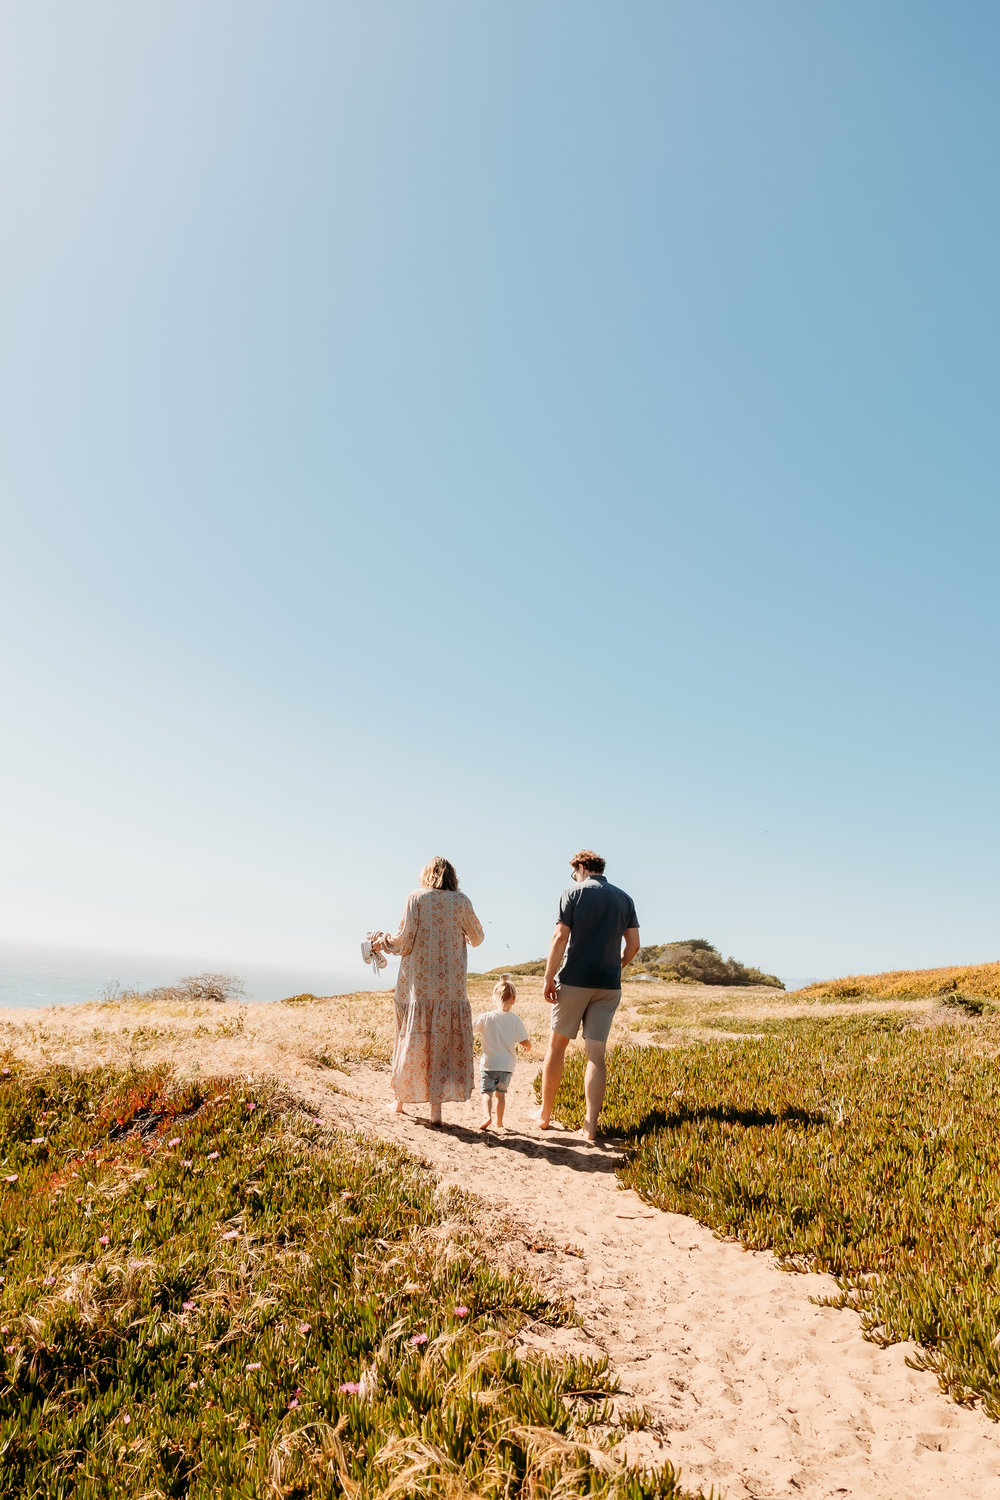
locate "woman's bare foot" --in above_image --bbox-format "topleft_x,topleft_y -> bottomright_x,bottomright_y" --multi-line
531,1110 -> 552,1131
429,1100 -> 443,1126
390,1099 -> 404,1115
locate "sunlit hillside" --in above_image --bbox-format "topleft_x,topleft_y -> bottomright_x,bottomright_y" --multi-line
799,960 -> 1000,1002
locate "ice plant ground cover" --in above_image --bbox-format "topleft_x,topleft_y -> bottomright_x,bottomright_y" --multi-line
795,959 -> 1000,1004
0,1062 -> 696,1499
551,1012 -> 1000,1418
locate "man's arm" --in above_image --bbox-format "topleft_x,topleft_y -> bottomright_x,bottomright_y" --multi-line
621,927 -> 641,971
542,922 -> 571,1003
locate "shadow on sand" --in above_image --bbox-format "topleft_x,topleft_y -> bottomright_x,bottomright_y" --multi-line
412,1116 -> 622,1176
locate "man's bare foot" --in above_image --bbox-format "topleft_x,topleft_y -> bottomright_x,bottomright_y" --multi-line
478,1119 -> 491,1131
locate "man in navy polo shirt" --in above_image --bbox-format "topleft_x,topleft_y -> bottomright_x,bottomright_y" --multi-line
536,850 -> 640,1144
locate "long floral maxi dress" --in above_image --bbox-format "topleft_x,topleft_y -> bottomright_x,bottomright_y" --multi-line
386,888 -> 484,1104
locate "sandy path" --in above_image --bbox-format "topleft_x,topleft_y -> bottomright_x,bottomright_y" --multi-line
315,1061 -> 1000,1500
4,986 -> 997,1499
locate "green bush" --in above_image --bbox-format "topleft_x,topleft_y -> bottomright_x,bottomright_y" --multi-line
630,940 -> 783,989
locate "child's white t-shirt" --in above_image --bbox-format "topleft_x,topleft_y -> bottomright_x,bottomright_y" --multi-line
472,1008 -> 529,1072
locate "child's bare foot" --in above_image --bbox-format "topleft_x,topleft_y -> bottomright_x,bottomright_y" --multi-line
478,1119 -> 491,1131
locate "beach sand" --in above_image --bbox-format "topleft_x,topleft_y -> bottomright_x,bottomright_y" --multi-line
2,977 -> 998,1499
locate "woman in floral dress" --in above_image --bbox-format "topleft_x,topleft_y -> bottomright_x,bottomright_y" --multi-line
381,857 -> 484,1125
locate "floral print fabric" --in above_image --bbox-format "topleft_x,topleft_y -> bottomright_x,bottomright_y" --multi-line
385,888 -> 484,1104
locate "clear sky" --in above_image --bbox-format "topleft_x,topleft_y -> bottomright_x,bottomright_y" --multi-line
2,2 -> 998,988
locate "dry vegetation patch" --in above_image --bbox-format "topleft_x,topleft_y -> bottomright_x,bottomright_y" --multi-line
798,960 -> 1000,1004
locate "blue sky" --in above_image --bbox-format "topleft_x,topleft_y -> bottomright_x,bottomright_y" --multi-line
2,3 -> 998,987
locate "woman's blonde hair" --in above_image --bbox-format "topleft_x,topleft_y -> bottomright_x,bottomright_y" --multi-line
420,856 -> 459,891
492,977 -> 516,1006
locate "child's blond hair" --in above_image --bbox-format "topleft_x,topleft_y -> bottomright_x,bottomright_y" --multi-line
492,976 -> 516,1008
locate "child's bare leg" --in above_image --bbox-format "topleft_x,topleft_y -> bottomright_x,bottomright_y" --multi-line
479,1091 -> 493,1130
495,1090 -> 506,1127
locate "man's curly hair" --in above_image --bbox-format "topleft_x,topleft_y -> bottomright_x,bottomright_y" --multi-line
570,849 -> 606,875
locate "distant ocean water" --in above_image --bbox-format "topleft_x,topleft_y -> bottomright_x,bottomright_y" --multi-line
0,944 -> 369,1010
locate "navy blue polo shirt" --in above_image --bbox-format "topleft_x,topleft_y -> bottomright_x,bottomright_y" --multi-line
556,875 -> 639,989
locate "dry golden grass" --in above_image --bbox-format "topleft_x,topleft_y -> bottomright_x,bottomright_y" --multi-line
0,971 -> 944,1089
0,973 -> 841,1085
797,960 -> 1000,1003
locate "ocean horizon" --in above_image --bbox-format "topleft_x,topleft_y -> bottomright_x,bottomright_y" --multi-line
0,942 -> 380,1010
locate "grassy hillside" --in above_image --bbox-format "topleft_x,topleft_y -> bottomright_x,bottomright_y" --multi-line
799,960 -> 1000,1003
550,1010 -> 1000,1418
0,1060 -> 694,1500
485,939 -> 784,989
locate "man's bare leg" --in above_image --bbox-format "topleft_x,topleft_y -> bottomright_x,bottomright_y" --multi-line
536,1032 -> 570,1127
583,1039 -> 607,1143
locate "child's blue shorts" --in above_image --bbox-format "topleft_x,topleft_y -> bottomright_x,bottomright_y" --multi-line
480,1067 -> 512,1094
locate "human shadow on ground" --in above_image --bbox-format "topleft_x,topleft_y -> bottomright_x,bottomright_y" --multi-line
609,1100 -> 827,1145
413,1116 -> 622,1177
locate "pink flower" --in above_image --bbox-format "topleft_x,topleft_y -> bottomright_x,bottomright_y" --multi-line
247,1103 -> 256,1112
182,1300 -> 197,1312
1,1067 -> 9,1075
338,1381 -> 360,1394
181,1160 -> 193,1167
298,1322 -> 311,1335
287,1397 -> 299,1410
221,1230 -> 239,1241
206,1151 -> 220,1161
31,1137 -> 45,1145
4,1345 -> 15,1354
43,1277 -> 55,1288
246,1362 -> 261,1372
122,1413 -> 131,1425
409,1333 -> 428,1346
98,1235 -> 110,1247
454,1306 -> 469,1317
3,1175 -> 17,1185
168,1137 -> 181,1148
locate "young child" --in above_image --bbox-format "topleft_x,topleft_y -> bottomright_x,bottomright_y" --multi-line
472,978 -> 531,1131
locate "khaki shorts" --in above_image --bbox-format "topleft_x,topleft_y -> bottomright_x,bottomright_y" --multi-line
550,983 -> 621,1043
